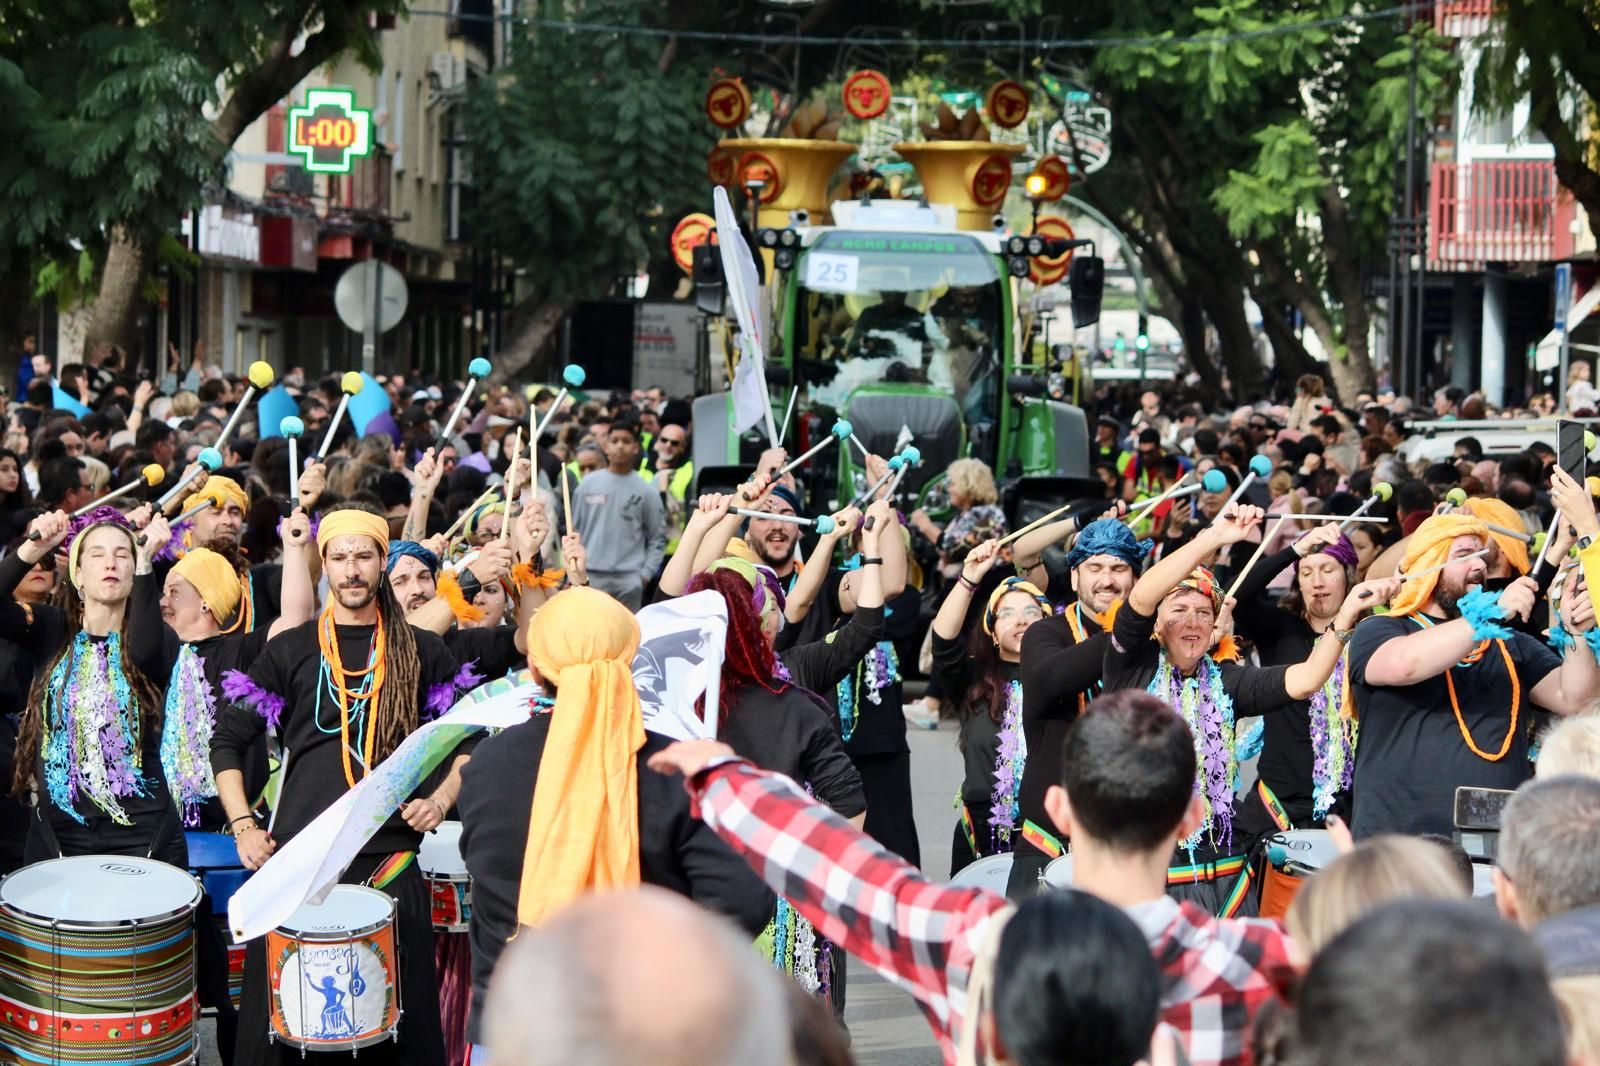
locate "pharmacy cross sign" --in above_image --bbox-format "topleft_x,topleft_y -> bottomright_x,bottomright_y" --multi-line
288,88 -> 373,174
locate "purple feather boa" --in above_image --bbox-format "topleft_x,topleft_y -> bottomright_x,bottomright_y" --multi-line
221,669 -> 286,729
424,660 -> 487,721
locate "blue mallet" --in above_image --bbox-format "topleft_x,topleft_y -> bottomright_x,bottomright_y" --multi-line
533,363 -> 588,442
438,357 -> 494,448
775,420 -> 854,479
281,416 -> 305,503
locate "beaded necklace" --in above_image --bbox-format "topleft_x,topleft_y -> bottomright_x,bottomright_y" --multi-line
316,606 -> 387,786
836,641 -> 899,743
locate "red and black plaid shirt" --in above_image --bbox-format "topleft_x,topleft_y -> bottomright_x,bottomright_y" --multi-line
690,759 -> 1295,1066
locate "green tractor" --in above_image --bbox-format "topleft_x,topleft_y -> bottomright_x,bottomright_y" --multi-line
691,191 -> 1105,534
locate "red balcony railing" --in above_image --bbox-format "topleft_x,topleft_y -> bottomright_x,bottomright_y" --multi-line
1434,0 -> 1493,35
1429,160 -> 1575,267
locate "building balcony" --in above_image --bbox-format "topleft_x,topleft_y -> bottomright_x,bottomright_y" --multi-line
1428,159 -> 1576,268
1434,0 -> 1493,37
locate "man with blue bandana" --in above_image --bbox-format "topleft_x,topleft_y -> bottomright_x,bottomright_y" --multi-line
1006,517 -> 1151,897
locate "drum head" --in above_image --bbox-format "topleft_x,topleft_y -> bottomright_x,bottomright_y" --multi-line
1041,855 -> 1074,890
279,885 -> 395,939
1271,829 -> 1341,871
2,855 -> 201,925
419,822 -> 467,876
949,854 -> 1013,891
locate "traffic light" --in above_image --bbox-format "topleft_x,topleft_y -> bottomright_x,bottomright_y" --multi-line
1136,313 -> 1150,352
692,243 -> 725,316
1070,255 -> 1105,327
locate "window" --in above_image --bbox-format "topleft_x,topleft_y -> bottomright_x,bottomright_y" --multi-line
393,73 -> 406,173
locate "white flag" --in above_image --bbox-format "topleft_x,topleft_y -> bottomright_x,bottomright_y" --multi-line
228,595 -> 727,942
713,186 -> 777,443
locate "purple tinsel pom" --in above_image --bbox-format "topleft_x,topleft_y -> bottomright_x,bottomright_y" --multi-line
64,505 -> 135,552
424,659 -> 486,721
221,669 -> 286,729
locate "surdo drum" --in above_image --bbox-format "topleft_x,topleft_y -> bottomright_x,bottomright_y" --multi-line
265,885 -> 400,1052
419,823 -> 472,933
0,855 -> 203,1066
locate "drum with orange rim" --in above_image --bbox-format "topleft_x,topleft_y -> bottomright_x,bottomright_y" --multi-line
265,885 -> 400,1052
1259,829 -> 1340,920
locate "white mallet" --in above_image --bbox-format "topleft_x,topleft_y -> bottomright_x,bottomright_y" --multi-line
1338,481 -> 1394,532
33,464 -> 166,539
1263,513 -> 1389,523
437,357 -> 493,449
154,448 -> 223,512
280,416 -> 305,503
850,454 -> 903,510
866,446 -> 922,529
731,508 -> 838,534
1216,454 -> 1273,523
214,361 -> 276,453
775,420 -> 853,479
316,372 -> 366,459
532,364 -> 588,443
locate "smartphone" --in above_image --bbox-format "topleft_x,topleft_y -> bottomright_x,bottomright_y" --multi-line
1454,785 -> 1514,831
1558,417 -> 1589,486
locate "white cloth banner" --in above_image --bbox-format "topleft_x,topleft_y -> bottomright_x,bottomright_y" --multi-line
228,594 -> 728,942
714,185 -> 775,442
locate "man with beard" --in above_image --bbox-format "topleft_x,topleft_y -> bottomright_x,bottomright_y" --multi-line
1349,513 -> 1600,837
742,484 -> 805,589
172,475 -> 285,632
1006,518 -> 1147,897
212,506 -> 476,1066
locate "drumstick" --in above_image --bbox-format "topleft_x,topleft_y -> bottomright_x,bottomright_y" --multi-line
499,429 -> 523,545
1261,513 -> 1389,523
1226,516 -> 1289,599
440,487 -> 499,543
1123,470 -> 1195,521
1359,547 -> 1491,598
562,468 -> 574,539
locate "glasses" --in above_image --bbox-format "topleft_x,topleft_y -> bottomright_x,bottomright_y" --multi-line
35,553 -> 56,573
659,438 -> 684,448
994,606 -> 1045,624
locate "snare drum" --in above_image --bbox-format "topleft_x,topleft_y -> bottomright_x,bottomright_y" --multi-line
266,885 -> 400,1052
1039,855 -> 1074,891
0,855 -> 202,1066
419,823 -> 472,933
1259,829 -> 1340,920
949,853 -> 1013,891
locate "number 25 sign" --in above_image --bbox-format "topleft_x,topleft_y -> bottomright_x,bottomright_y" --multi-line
288,88 -> 373,175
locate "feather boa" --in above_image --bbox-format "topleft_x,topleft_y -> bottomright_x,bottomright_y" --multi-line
221,669 -> 286,730
436,571 -> 486,624
424,660 -> 487,721
512,562 -> 566,590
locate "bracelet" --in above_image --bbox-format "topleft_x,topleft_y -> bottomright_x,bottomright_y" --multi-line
1330,627 -> 1354,645
859,557 -> 884,566
958,574 -> 980,592
428,797 -> 447,820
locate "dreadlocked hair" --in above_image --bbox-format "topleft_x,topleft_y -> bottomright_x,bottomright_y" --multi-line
685,568 -> 787,728
369,576 -> 421,764
13,549 -> 165,799
963,622 -> 1011,728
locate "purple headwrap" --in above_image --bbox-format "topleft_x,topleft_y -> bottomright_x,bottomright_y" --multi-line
1299,530 -> 1360,570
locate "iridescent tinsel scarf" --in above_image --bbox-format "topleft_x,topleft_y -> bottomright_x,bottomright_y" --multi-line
43,633 -> 144,825
1307,653 -> 1358,822
161,644 -> 218,826
1148,652 -> 1237,851
987,679 -> 1026,847
836,640 -> 899,743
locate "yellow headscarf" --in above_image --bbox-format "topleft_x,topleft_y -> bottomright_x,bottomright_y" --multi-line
517,587 -> 644,928
1459,497 -> 1531,575
316,509 -> 391,554
172,547 -> 243,620
184,475 -> 247,516
1390,514 -> 1490,617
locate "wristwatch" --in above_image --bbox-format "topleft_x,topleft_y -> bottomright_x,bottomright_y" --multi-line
1578,533 -> 1596,553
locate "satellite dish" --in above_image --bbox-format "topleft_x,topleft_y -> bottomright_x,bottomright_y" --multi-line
335,260 -> 409,334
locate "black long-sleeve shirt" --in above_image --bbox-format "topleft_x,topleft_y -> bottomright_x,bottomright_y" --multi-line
932,630 -> 1023,857
780,603 -> 884,696
719,683 -> 866,818
210,618 -> 470,856
1015,607 -> 1110,846
457,723 -> 774,1042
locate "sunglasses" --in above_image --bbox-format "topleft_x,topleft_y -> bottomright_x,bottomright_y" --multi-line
659,438 -> 685,447
36,553 -> 57,573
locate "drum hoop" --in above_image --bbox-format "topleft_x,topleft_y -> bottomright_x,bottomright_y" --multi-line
0,867 -> 202,930
275,885 -> 397,940
271,1024 -> 402,1053
422,870 -> 471,883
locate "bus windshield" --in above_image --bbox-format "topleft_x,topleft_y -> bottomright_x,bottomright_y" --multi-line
790,231 -> 1004,418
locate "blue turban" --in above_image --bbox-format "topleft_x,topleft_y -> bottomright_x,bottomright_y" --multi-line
386,539 -> 440,576
768,484 -> 804,516
1066,519 -> 1152,571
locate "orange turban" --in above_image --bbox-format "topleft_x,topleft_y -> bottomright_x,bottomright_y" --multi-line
1459,497 -> 1531,575
517,587 -> 644,928
1390,514 -> 1490,617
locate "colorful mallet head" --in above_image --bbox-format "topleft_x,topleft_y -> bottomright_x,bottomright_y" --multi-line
198,448 -> 223,472
562,364 -> 586,388
139,464 -> 165,487
468,357 -> 492,380
279,416 -> 305,438
247,361 -> 276,390
1248,454 -> 1272,478
1201,469 -> 1228,494
813,515 -> 837,535
340,372 -> 365,396
1446,487 -> 1468,507
830,420 -> 852,441
1373,481 -> 1394,501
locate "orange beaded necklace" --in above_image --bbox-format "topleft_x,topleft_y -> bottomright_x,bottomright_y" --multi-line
1411,615 -> 1520,763
317,603 -> 387,786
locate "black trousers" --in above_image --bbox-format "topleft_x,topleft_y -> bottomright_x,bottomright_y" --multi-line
1005,839 -> 1053,901
234,857 -> 445,1066
853,750 -> 920,869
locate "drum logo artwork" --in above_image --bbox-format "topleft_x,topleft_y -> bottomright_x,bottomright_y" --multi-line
270,939 -> 397,1047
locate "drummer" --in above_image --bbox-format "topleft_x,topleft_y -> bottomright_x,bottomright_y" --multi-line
1102,505 -> 1397,915
2,507 -> 186,865
455,587 -> 773,1062
211,506 -> 481,1066
1228,523 -> 1375,831
927,537 -> 1050,876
